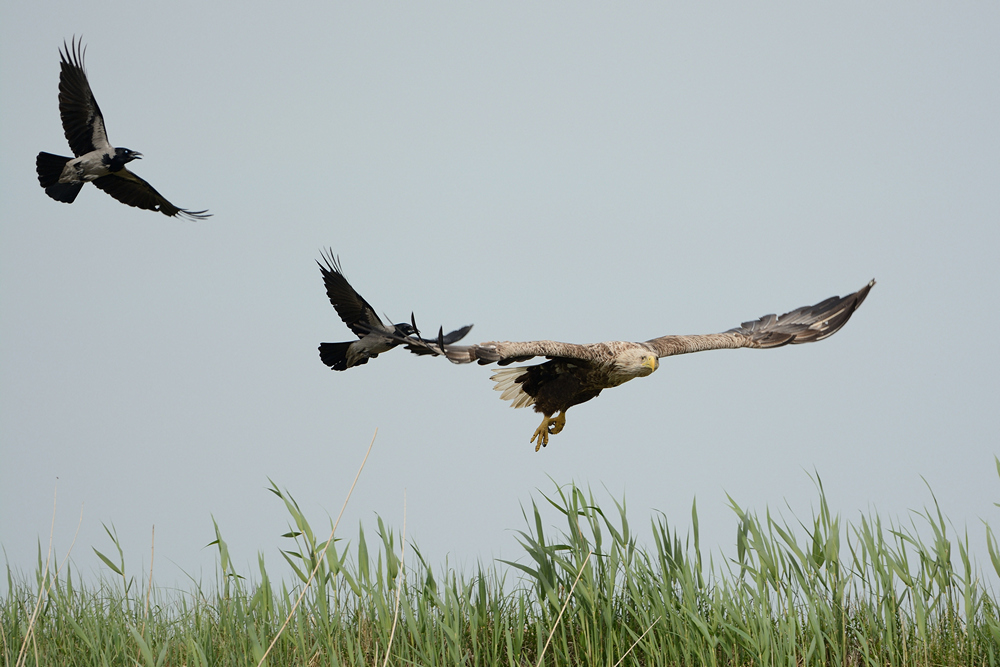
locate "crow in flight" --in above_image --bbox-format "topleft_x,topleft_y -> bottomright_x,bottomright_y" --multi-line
35,38 -> 210,220
318,250 -> 472,371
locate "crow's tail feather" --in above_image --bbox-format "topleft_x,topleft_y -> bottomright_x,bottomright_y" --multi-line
319,341 -> 366,371
36,152 -> 82,203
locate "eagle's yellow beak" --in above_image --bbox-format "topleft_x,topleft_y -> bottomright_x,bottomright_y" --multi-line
642,355 -> 659,372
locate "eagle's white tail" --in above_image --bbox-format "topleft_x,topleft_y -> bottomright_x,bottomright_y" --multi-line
491,367 -> 534,409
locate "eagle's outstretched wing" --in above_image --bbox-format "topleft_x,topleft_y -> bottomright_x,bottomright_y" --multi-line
401,280 -> 875,365
92,171 -> 211,221
645,280 -> 874,358
57,37 -> 110,156
404,336 -> 598,365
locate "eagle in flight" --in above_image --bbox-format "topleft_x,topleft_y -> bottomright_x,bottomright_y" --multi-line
35,38 -> 210,220
318,251 -> 472,370
400,280 -> 874,450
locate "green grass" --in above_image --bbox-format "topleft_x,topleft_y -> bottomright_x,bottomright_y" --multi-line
4,464 -> 1000,666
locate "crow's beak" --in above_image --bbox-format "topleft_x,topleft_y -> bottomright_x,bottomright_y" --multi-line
133,152 -> 143,159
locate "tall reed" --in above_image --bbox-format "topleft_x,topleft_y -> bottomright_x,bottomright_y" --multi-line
4,464 -> 999,666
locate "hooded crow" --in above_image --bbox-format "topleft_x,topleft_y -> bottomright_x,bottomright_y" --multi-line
35,38 -> 210,220
318,250 -> 472,371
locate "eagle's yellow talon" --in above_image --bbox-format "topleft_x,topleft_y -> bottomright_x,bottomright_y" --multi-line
548,412 -> 566,436
531,423 -> 548,451
531,412 -> 568,451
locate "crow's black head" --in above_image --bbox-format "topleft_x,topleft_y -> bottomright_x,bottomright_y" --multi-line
105,147 -> 142,172
393,322 -> 416,337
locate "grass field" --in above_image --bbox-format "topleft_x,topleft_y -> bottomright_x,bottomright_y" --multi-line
4,462 -> 1000,666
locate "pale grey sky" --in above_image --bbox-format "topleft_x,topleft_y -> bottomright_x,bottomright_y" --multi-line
2,3 -> 998,585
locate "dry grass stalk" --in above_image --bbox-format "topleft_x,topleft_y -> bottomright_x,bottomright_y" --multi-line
257,429 -> 378,667
534,550 -> 593,667
381,491 -> 406,667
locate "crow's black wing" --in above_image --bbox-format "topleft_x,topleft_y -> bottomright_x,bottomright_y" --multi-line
405,323 -> 475,355
57,38 -> 110,156
438,324 -> 473,345
316,251 -> 388,338
92,170 -> 211,220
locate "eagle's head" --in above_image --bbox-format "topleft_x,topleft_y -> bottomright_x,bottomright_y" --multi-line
633,352 -> 659,377
610,347 -> 659,384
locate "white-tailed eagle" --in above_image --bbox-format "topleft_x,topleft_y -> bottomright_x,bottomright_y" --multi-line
400,280 -> 874,450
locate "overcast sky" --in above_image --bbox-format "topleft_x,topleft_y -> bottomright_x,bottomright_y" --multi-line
2,3 -> 998,587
